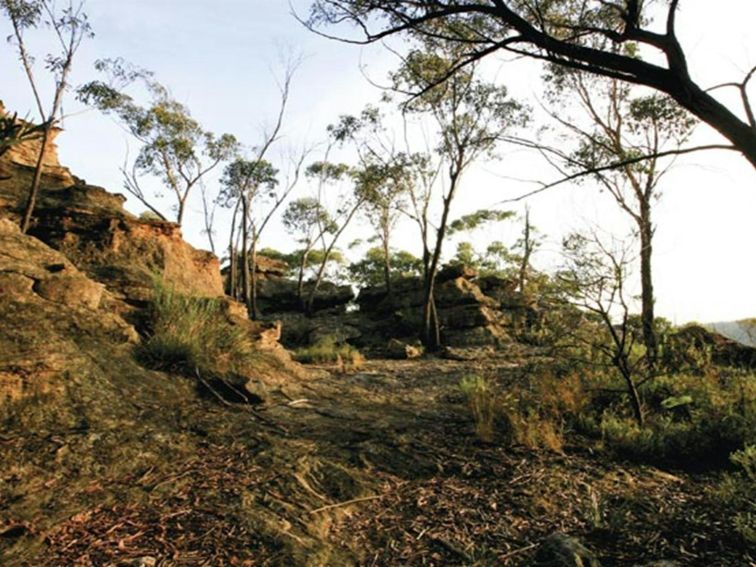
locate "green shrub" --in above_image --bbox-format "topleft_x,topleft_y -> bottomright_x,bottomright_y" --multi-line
137,282 -> 256,377
293,336 -> 364,369
708,446 -> 756,546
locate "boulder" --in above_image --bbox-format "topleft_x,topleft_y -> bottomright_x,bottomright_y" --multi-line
441,346 -> 494,361
257,278 -> 354,314
477,274 -> 518,302
437,263 -> 478,282
438,304 -> 502,330
309,322 -> 362,346
1,131 -> 224,311
444,324 -> 509,348
386,339 -> 424,360
0,218 -> 104,311
0,218 -> 138,404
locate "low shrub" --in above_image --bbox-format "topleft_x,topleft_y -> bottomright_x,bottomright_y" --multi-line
294,336 -> 364,370
590,371 -> 755,469
137,282 -> 257,377
709,446 -> 756,547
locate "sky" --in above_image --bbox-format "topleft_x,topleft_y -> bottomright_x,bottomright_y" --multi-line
1,0 -> 755,325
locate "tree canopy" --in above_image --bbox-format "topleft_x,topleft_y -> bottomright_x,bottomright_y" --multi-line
308,0 -> 756,169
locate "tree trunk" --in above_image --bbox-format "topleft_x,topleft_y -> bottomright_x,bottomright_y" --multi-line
382,233 -> 392,295
422,273 -> 441,350
241,197 -> 251,313
297,248 -> 309,302
228,204 -> 238,299
621,364 -> 644,427
176,197 -> 186,227
638,201 -> 657,369
250,230 -> 259,320
20,126 -> 51,234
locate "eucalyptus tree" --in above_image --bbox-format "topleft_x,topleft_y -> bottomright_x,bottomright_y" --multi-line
300,160 -> 366,315
547,72 -> 696,367
219,158 -> 278,316
1,0 -> 93,232
309,0 -> 756,170
282,195 -> 336,303
78,59 -> 238,226
394,38 -> 527,349
329,106 -> 415,295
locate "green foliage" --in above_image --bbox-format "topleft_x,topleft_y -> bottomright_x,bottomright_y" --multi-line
347,247 -> 423,287
137,282 -> 256,377
293,336 -> 364,369
282,197 -> 336,241
448,209 -> 514,235
218,158 -> 279,206
0,112 -> 44,157
710,445 -> 756,546
78,60 -> 238,221
583,371 -> 756,468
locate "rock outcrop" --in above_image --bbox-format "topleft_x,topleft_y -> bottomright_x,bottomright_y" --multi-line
0,115 -> 223,315
0,105 -> 306,406
0,218 -> 137,403
356,268 -> 520,349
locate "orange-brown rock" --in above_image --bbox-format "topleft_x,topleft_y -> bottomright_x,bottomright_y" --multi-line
0,218 -> 138,404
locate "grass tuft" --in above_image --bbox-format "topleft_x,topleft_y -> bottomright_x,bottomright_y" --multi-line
137,281 -> 257,377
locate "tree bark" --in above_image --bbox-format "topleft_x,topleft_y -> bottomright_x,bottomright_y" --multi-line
20,126 -> 51,234
638,201 -> 657,369
250,228 -> 259,320
241,196 -> 251,313
382,230 -> 392,295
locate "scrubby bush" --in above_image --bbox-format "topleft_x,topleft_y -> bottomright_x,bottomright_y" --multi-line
576,370 -> 756,469
137,282 -> 257,377
294,336 -> 364,370
710,446 -> 756,546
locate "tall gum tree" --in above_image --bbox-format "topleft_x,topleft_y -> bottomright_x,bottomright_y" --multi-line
307,0 -> 756,170
78,59 -> 238,226
393,36 -> 527,349
545,71 -> 696,368
1,0 -> 92,233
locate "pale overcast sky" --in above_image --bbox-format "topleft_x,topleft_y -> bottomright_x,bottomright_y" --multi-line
1,1 -> 754,324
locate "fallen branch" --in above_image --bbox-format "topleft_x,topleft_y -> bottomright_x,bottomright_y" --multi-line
308,494 -> 384,514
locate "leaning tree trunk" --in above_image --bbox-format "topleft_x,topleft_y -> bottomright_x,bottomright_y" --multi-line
20,126 -> 51,234
422,273 -> 441,350
638,202 -> 657,369
250,230 -> 259,320
241,197 -> 251,313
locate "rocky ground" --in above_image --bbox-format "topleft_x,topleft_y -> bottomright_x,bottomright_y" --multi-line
1,357 -> 751,566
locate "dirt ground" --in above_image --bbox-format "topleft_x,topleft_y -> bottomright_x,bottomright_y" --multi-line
1,358 -> 752,566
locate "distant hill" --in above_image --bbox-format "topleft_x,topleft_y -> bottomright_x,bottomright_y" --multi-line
706,319 -> 756,347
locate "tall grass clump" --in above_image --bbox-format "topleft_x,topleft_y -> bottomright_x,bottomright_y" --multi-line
137,282 -> 256,377
459,374 -> 498,443
293,336 -> 364,370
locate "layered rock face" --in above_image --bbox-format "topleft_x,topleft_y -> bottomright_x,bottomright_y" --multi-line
0,117 -> 223,313
356,265 -> 523,349
0,107 -> 303,405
